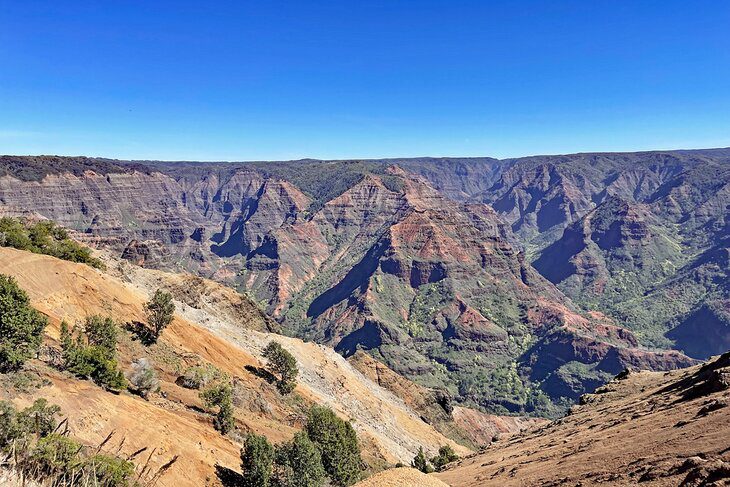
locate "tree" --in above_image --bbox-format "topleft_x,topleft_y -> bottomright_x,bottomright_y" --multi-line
430,445 -> 459,471
305,405 -> 362,486
200,382 -> 234,434
412,447 -> 433,473
128,358 -> 160,399
0,274 -> 48,372
262,341 -> 298,395
60,317 -> 126,392
273,432 -> 326,487
144,289 -> 175,341
241,433 -> 274,487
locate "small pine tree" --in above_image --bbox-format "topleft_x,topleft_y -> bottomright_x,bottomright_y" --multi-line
241,433 -> 274,487
144,289 -> 175,341
200,382 -> 235,434
273,431 -> 326,487
305,405 -> 362,486
262,341 -> 298,395
0,274 -> 48,372
412,447 -> 433,473
430,444 -> 459,471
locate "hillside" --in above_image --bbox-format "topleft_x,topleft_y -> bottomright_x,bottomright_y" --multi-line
0,154 -> 707,418
436,352 -> 730,486
0,247 -> 474,485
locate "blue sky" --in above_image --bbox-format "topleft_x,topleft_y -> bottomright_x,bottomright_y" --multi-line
1,1 -> 729,160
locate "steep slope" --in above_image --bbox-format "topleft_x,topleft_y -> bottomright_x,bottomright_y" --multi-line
0,247 -> 471,485
436,353 -> 730,486
0,154 -> 702,417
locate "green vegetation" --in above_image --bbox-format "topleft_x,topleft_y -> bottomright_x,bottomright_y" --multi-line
411,447 -> 433,473
0,217 -> 104,269
0,399 -> 137,486
305,405 -> 362,486
238,405 -> 362,487
178,363 -> 225,389
144,288 -> 175,341
430,445 -> 459,471
200,381 -> 235,434
60,317 -> 127,392
0,274 -> 48,372
263,341 -> 298,395
273,432 -> 326,487
241,432 -> 275,486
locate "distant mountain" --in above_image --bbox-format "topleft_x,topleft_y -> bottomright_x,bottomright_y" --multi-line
2,150 -> 725,417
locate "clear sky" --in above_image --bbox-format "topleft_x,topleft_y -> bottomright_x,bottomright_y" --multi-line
1,1 -> 729,161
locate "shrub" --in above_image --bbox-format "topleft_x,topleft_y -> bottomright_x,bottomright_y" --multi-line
30,433 -> 83,477
0,399 -> 61,451
144,289 -> 175,341
411,447 -> 433,473
273,431 -> 326,487
128,358 -> 159,399
201,382 -> 235,434
263,341 -> 298,395
82,453 -> 136,486
430,445 -> 459,471
0,217 -> 104,269
305,405 -> 362,486
241,432 -> 274,487
0,274 -> 48,372
60,318 -> 126,392
178,364 -> 224,390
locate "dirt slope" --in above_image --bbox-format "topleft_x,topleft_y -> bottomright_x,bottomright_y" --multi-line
436,353 -> 730,486
353,467 -> 448,487
0,247 -> 469,485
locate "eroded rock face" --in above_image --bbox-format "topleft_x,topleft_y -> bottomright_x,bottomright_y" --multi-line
0,155 -> 715,416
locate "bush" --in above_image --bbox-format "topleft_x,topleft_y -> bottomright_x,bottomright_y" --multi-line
412,447 -> 433,473
0,399 -> 61,451
305,405 -> 362,486
60,318 -> 126,392
241,432 -> 274,487
263,341 -> 298,395
430,445 -> 459,471
178,364 -> 224,390
29,433 -> 83,477
0,217 -> 104,269
82,453 -> 136,486
200,382 -> 235,434
273,432 -> 326,487
128,358 -> 159,399
0,274 -> 48,372
144,289 -> 175,341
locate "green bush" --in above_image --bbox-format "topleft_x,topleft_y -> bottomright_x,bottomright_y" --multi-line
412,447 -> 433,473
263,341 -> 298,395
200,382 -> 235,434
0,217 -> 104,269
82,453 -> 136,486
305,405 -> 362,486
429,445 -> 459,471
273,432 -> 326,487
30,433 -> 83,477
0,274 -> 48,372
144,289 -> 175,341
179,363 -> 224,390
241,432 -> 274,487
60,318 -> 126,392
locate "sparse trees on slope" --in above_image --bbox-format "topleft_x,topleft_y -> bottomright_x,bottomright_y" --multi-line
241,432 -> 274,487
305,405 -> 362,486
200,382 -> 235,434
412,447 -> 433,473
263,341 -> 298,395
144,289 -> 175,341
430,444 -> 459,471
0,274 -> 48,372
273,432 -> 326,487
